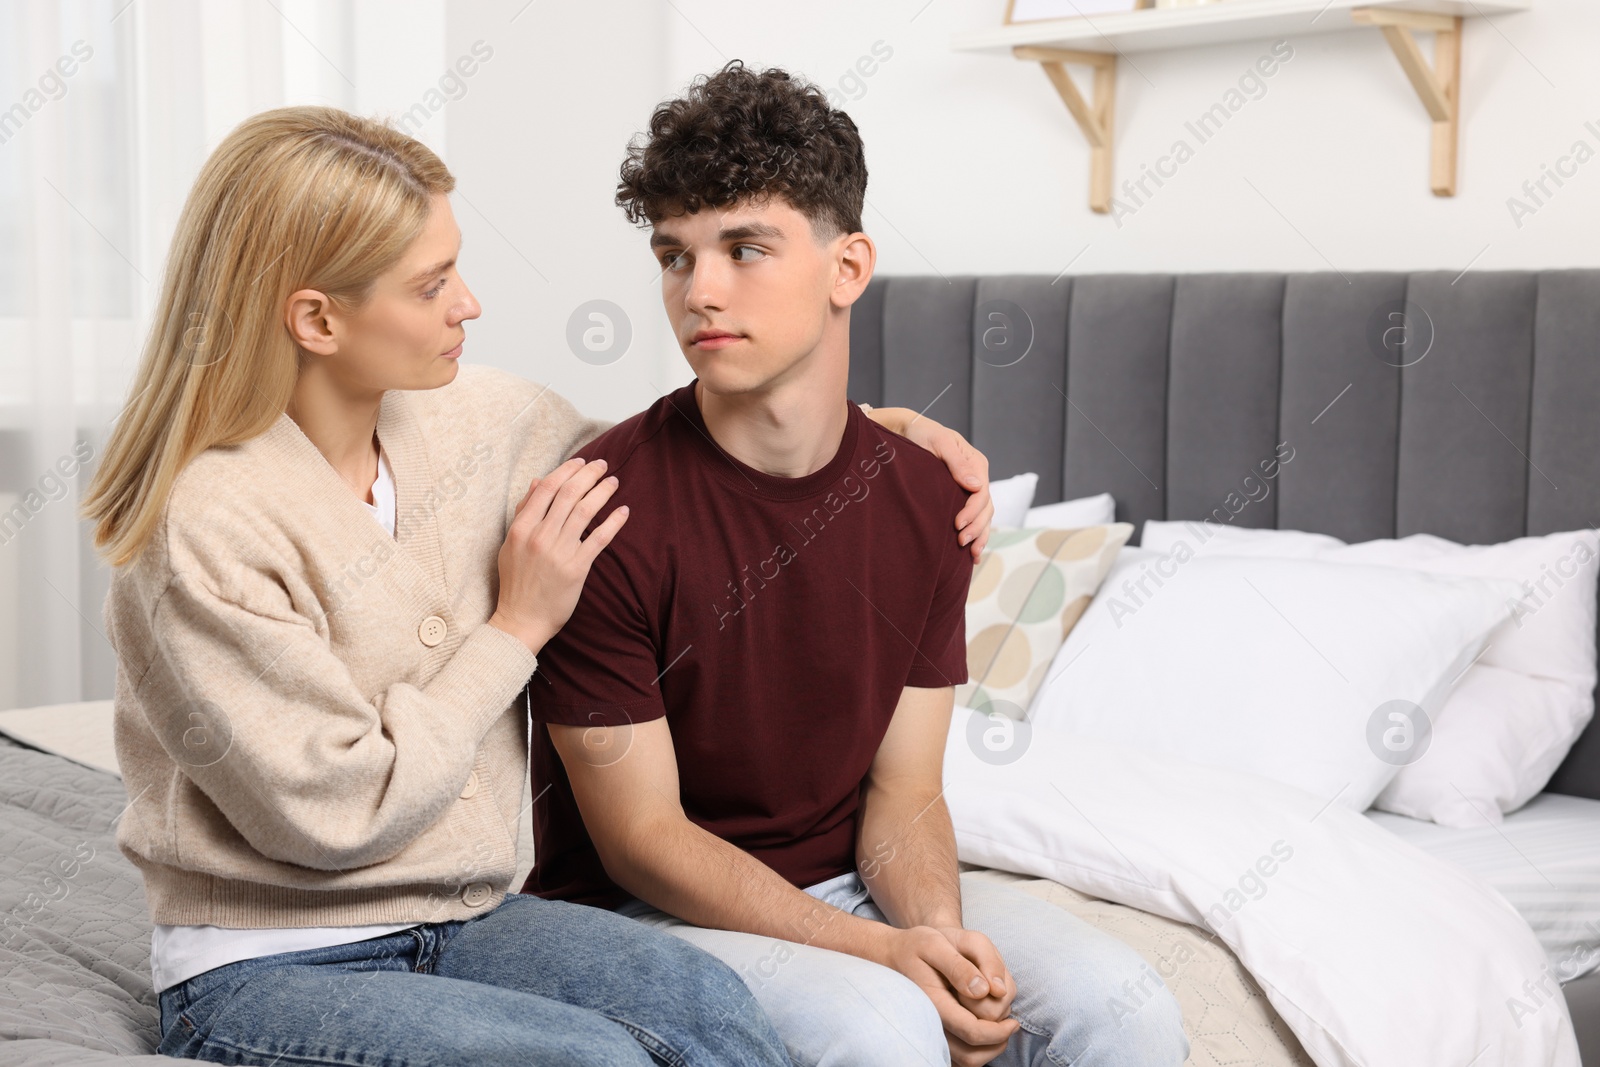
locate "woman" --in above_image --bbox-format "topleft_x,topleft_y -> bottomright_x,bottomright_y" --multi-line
82,106 -> 992,1066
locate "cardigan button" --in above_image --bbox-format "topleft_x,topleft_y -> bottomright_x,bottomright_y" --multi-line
461,882 -> 493,907
418,615 -> 447,647
459,771 -> 479,800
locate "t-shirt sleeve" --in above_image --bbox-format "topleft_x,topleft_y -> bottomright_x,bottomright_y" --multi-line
905,485 -> 972,689
525,529 -> 667,729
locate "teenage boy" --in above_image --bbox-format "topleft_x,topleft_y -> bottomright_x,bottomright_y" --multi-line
525,63 -> 1189,1067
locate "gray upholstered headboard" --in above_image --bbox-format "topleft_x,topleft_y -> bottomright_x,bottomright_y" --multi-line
847,270 -> 1600,802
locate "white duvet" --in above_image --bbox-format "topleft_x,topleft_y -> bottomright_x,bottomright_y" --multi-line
943,712 -> 1581,1067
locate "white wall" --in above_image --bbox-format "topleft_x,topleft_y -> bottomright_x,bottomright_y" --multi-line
446,0 -> 678,423
659,0 -> 1599,276
443,0 -> 1598,418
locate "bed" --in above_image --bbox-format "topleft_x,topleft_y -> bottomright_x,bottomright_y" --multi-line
0,709 -> 1330,1066
0,726 -> 172,1066
3,697 -> 1594,1065
848,268 -> 1600,1063
3,269 -> 1596,1065
1370,795 -> 1600,987
0,698 -> 1336,1065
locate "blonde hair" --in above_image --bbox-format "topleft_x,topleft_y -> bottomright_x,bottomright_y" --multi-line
82,106 -> 454,567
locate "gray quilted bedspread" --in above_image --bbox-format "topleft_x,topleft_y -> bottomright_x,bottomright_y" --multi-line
0,735 -> 177,1065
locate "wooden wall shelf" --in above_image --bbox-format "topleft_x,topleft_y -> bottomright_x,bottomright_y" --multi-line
954,0 -> 1532,211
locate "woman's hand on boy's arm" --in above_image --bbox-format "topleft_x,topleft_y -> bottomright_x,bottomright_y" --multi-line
864,405 -> 992,560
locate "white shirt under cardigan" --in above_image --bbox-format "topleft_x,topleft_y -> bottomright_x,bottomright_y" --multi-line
150,447 -> 420,994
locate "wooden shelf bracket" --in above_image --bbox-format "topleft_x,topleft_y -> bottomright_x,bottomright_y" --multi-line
1352,7 -> 1463,196
996,4 -> 1481,209
1013,46 -> 1118,213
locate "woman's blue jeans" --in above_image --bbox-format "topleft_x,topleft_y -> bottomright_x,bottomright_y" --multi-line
155,892 -> 789,1066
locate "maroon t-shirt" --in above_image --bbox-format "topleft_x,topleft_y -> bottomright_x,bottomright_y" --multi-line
523,382 -> 971,909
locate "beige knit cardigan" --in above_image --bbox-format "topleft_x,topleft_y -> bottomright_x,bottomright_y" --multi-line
105,364 -> 605,928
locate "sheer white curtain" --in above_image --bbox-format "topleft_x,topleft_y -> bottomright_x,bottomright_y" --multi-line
1,0 -> 444,709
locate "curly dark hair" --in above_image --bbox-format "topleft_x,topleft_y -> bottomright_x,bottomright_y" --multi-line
617,61 -> 867,238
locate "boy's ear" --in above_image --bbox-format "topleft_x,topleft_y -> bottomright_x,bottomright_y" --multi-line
831,231 -> 876,309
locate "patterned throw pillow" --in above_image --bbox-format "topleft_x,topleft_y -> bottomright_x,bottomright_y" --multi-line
958,523 -> 1133,718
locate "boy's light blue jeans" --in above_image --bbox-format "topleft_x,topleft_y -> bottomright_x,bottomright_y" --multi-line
154,892 -> 788,1066
615,870 -> 1190,1067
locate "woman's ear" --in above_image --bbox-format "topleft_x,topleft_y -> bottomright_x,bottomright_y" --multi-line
284,289 -> 338,356
831,230 -> 877,309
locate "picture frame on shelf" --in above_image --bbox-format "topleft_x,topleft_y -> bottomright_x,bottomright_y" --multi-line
1004,0 -> 1155,22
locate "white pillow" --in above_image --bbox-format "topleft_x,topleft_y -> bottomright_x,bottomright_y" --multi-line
1025,492 -> 1115,528
1142,521 -> 1600,825
990,473 -> 1038,528
990,474 -> 1114,530
1027,549 -> 1518,811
